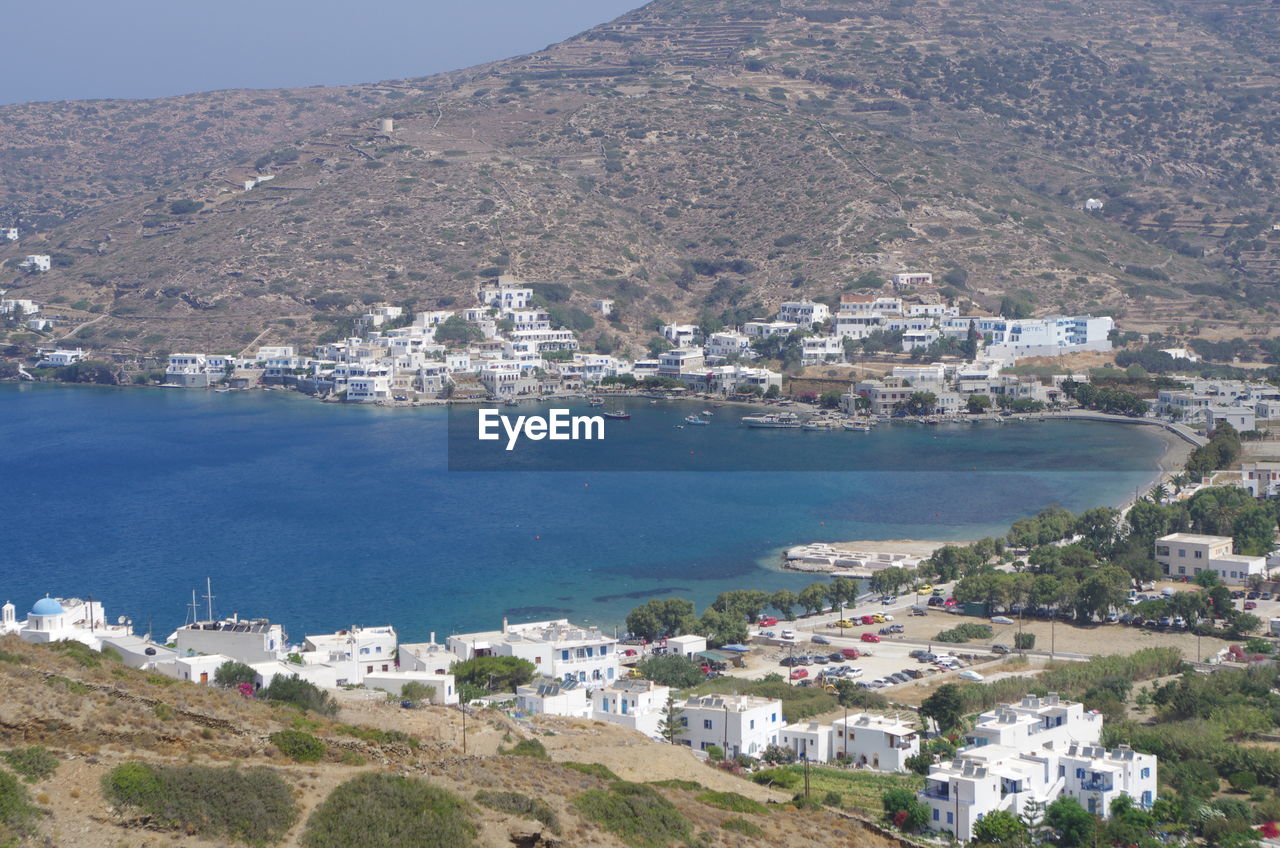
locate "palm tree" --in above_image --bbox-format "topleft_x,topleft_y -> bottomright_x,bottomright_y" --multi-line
1149,483 -> 1169,504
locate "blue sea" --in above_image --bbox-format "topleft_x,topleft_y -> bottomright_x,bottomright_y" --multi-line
0,383 -> 1168,643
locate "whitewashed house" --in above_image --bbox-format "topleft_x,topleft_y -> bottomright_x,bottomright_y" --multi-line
891,272 -> 933,289
662,323 -> 701,348
675,693 -> 782,758
780,720 -> 831,763
448,618 -> 619,690
1059,743 -> 1156,816
1242,462 -> 1280,498
832,713 -> 919,771
666,634 -> 707,658
516,677 -> 591,716
19,255 -> 51,272
591,678 -> 671,739
363,670 -> 458,705
172,616 -> 287,665
777,300 -> 830,328
1155,533 -> 1267,584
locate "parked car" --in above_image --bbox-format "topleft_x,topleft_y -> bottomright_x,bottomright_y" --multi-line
779,656 -> 796,667
1158,616 -> 1172,627
1263,593 -> 1273,601
812,634 -> 831,645
991,616 -> 1015,625
759,616 -> 779,626
958,670 -> 985,681
813,655 -> 829,665
790,668 -> 809,680
1246,601 -> 1259,610
1247,591 -> 1261,600
1105,611 -> 1119,623
833,619 -> 855,629
944,597 -> 957,607
881,596 -> 898,605
861,614 -> 876,625
781,629 -> 795,640
797,655 -> 812,665
992,644 -> 1010,654
828,652 -> 844,663
927,596 -> 945,607
911,606 -> 928,616
841,647 -> 861,659
861,632 -> 880,643
872,613 -> 888,624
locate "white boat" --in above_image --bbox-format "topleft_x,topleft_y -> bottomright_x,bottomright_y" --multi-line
742,412 -> 801,429
802,419 -> 840,431
842,420 -> 871,432
587,397 -> 605,407
684,415 -> 710,425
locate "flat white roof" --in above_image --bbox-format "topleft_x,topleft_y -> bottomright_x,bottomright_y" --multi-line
1158,533 -> 1233,545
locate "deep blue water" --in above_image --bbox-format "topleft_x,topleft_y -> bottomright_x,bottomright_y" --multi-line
0,383 -> 1167,643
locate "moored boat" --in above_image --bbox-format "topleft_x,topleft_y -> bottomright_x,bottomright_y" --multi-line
603,410 -> 630,420
741,412 -> 801,429
684,414 -> 710,425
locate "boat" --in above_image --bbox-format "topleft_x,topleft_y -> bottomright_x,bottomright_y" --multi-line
842,420 -> 872,432
741,412 -> 801,429
684,415 -> 710,425
802,419 -> 841,431
603,410 -> 630,420
701,410 -> 714,416
674,424 -> 685,429
587,397 -> 605,407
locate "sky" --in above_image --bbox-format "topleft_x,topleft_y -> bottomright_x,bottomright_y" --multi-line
0,0 -> 647,105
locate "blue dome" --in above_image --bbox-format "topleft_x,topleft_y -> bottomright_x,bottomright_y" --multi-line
30,597 -> 63,617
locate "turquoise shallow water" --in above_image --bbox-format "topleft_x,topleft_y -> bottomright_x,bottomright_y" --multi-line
0,383 -> 1167,642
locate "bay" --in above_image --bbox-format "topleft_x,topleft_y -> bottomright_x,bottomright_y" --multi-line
0,383 -> 1168,642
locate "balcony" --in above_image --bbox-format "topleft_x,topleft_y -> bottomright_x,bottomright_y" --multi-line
1080,779 -> 1113,792
922,787 -> 950,802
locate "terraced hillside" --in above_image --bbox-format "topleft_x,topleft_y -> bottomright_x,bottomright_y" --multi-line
4,0 -> 1280,356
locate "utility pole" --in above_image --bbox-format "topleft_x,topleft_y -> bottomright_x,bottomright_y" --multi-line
461,705 -> 467,754
803,754 -> 811,799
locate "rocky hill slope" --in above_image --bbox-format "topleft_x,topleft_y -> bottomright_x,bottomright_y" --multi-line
4,0 -> 1280,356
0,636 -> 901,847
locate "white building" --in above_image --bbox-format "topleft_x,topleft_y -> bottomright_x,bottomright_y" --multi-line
38,349 -> 85,367
742,320 -> 799,339
891,272 -> 933,290
666,634 -> 707,658
780,720 -> 832,763
662,323 -> 701,348
3,228 -> 17,241
675,693 -> 782,758
172,616 -> 287,665
0,297 -> 39,316
704,331 -> 753,362
477,282 -> 533,311
515,677 -> 591,717
833,713 -> 920,771
363,670 -> 458,705
919,694 -> 1151,842
166,353 -> 224,388
448,618 -> 619,690
592,299 -> 614,317
1059,743 -> 1157,816
20,255 -> 51,272
777,300 -> 830,328
1242,462 -> 1280,498
1155,533 -> 1267,585
0,596 -> 132,647
591,678 -> 672,739
1205,406 -> 1256,433
347,374 -> 393,402
302,625 -> 398,676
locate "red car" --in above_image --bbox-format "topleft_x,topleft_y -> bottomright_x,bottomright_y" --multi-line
790,668 -> 809,680
861,614 -> 876,625
943,597 -> 957,607
1245,601 -> 1258,610
861,633 -> 880,643
841,647 -> 861,659
759,616 -> 779,627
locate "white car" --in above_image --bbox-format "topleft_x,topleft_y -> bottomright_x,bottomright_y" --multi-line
991,616 -> 1015,625
847,668 -> 864,678
958,670 -> 985,681
780,629 -> 795,640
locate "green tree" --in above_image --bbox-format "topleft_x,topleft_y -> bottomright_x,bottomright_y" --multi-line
637,654 -> 704,689
710,590 -> 769,622
261,674 -> 339,716
882,788 -> 930,832
974,809 -> 1026,844
920,683 -> 965,732
818,390 -> 843,409
626,598 -> 697,641
798,582 -> 829,616
764,384 -> 781,400
1075,507 -> 1121,554
1014,632 -> 1036,650
449,656 -> 536,692
1044,796 -> 1096,848
698,608 -> 748,647
656,693 -> 685,744
433,315 -> 484,345
967,394 -> 992,414
213,661 -> 256,688
769,590 -> 799,620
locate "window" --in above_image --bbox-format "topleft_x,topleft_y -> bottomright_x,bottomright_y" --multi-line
749,720 -> 755,729
933,809 -> 940,822
1140,768 -> 1150,779
703,719 -> 713,730
1178,549 -> 1186,557
946,812 -> 953,825
1194,550 -> 1203,559
535,656 -> 541,665
1076,768 -> 1085,779
680,717 -> 688,727
771,713 -> 778,722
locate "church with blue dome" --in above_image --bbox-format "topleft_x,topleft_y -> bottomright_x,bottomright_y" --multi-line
0,594 -> 129,646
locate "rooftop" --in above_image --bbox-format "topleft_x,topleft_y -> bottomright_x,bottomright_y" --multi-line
1158,533 -> 1233,545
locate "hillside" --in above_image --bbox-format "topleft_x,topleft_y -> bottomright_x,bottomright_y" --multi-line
4,0 -> 1280,356
0,636 -> 901,847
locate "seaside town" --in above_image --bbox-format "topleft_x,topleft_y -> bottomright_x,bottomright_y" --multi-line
8,270 -> 1279,433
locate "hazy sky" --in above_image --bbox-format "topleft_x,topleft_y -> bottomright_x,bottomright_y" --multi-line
1,0 -> 647,105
